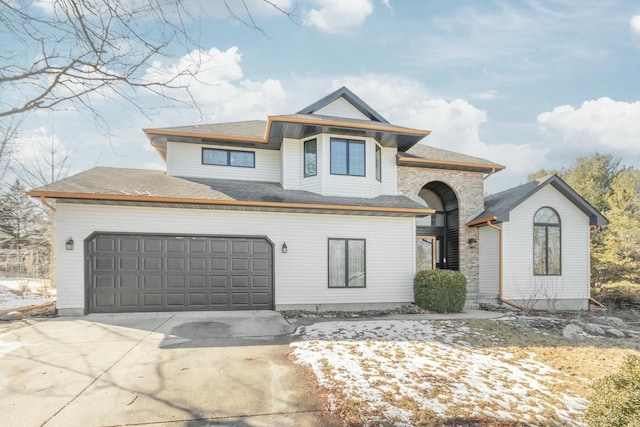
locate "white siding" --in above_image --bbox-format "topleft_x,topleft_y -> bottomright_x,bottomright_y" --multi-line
381,146 -> 397,195
314,97 -> 370,120
281,138 -> 301,190
502,185 -> 591,303
479,226 -> 499,295
55,203 -> 415,311
166,141 -> 281,182
281,135 -> 397,198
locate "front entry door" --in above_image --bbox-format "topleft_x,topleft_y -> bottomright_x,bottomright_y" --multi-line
417,236 -> 445,272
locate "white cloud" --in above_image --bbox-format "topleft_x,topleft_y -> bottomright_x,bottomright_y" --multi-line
11,127 -> 73,185
305,0 -> 374,34
143,46 -> 287,123
380,0 -> 392,10
537,97 -> 640,155
631,15 -> 640,46
470,90 -> 505,100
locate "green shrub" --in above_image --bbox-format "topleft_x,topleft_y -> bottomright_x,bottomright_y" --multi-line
584,355 -> 640,427
414,270 -> 467,313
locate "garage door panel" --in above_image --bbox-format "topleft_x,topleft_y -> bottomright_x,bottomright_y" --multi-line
143,293 -> 162,306
88,234 -> 272,313
189,276 -> 207,288
143,257 -> 162,270
120,257 -> 139,270
166,239 -> 185,252
120,276 -> 139,288
143,276 -> 162,288
119,238 -> 139,252
211,276 -> 228,288
94,257 -> 115,271
211,259 -> 228,270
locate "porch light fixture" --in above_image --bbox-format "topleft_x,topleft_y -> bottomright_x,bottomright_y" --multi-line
282,242 -> 288,253
65,237 -> 75,251
468,238 -> 477,249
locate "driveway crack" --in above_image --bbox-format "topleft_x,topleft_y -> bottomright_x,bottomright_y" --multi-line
40,314 -> 177,427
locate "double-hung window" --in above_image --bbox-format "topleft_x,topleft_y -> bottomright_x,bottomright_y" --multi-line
304,139 -> 317,177
328,238 -> 366,288
533,207 -> 561,275
202,148 -> 255,168
330,139 -> 365,176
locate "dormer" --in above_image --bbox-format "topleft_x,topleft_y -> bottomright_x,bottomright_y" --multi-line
143,87 -> 430,199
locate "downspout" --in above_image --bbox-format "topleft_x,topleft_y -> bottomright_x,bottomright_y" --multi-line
485,219 -> 524,310
39,196 -> 56,212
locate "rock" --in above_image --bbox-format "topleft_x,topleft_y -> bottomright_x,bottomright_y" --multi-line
605,317 -> 625,326
0,311 -> 24,321
606,328 -> 626,338
584,323 -> 606,336
563,324 -> 585,340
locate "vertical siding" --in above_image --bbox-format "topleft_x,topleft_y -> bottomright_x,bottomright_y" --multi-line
479,226 -> 499,295
166,141 -> 281,182
314,97 -> 371,120
502,185 -> 590,301
55,203 -> 415,311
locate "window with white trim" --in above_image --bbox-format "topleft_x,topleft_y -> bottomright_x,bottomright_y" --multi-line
304,139 -> 317,177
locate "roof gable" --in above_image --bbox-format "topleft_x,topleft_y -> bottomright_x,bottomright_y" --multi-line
469,174 -> 608,227
296,86 -> 389,123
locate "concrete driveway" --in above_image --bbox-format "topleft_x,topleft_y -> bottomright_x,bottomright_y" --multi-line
0,312 -> 339,427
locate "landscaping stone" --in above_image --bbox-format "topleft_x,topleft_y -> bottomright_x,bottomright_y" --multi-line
605,317 -> 625,326
0,311 -> 24,321
606,328 -> 626,338
562,324 -> 585,340
584,323 -> 606,336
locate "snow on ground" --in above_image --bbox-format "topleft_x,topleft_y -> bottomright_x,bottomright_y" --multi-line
290,320 -> 588,426
0,278 -> 54,311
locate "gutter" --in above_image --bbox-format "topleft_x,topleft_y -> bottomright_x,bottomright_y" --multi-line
484,218 -> 524,311
39,196 -> 56,212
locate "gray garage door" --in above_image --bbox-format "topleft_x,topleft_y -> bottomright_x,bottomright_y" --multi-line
87,233 -> 273,313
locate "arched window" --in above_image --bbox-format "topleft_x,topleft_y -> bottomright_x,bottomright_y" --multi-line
533,207 -> 561,275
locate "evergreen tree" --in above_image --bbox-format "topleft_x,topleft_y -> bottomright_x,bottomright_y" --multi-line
0,179 -> 48,249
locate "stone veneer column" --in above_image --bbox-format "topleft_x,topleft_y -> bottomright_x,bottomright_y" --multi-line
397,166 -> 485,306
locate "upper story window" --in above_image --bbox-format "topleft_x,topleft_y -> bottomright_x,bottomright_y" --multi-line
375,144 -> 382,182
330,138 -> 365,176
533,207 -> 561,275
304,139 -> 317,177
202,148 -> 255,168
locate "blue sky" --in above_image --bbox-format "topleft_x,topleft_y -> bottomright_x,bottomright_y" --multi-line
10,0 -> 640,193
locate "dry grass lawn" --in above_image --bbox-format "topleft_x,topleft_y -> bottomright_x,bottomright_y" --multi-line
289,317 -> 640,426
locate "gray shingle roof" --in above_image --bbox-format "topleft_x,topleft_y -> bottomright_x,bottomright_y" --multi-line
404,144 -> 504,168
29,167 -> 431,215
151,120 -> 267,139
470,174 -> 608,226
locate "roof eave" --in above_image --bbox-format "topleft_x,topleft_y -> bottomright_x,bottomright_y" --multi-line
397,156 -> 506,174
27,191 -> 435,217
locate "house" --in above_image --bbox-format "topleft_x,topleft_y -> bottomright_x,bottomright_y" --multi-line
468,175 -> 607,310
28,87 -> 605,315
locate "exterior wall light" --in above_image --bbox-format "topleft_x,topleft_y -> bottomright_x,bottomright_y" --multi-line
65,237 -> 75,251
468,238 -> 477,249
282,242 -> 288,253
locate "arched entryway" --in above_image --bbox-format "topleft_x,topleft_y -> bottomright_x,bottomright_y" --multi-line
415,181 -> 459,271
